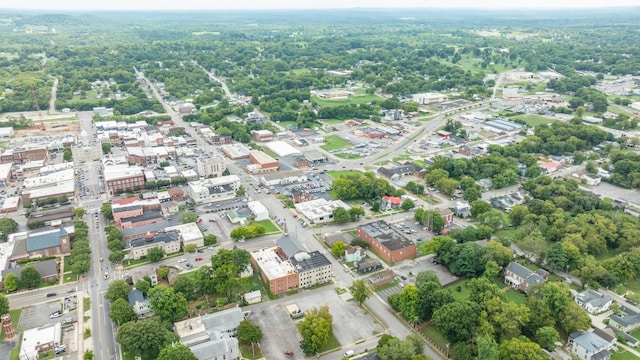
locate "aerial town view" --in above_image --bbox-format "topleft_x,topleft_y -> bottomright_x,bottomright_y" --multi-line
1,1 -> 640,360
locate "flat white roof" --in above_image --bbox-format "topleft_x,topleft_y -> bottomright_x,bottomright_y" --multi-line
103,164 -> 144,182
24,179 -> 74,198
2,196 -> 20,210
21,323 -> 61,360
247,201 -> 268,215
165,222 -> 203,243
250,150 -> 277,164
251,247 -> 295,280
263,141 -> 302,157
23,168 -> 75,189
0,163 -> 12,179
295,198 -> 350,218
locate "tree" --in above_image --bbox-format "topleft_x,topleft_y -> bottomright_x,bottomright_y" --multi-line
432,301 -> 481,343
332,207 -> 350,224
105,280 -> 130,303
183,244 -> 197,253
331,241 -> 347,257
463,187 -> 481,202
0,293 -> 9,316
204,234 -> 217,246
157,344 -> 198,360
109,298 -> 137,326
100,202 -> 113,221
476,335 -> 499,360
0,218 -> 18,242
536,326 -> 560,351
147,247 -> 165,262
401,199 -> 415,211
63,148 -> 72,162
349,279 -> 373,305
237,319 -> 263,356
109,251 -> 125,264
179,211 -> 199,224
157,267 -> 170,279
19,266 -> 41,289
102,142 -> 112,154
3,273 -> 19,292
558,302 -> 592,333
377,336 -> 415,360
470,200 -> 491,218
173,275 -> 197,301
348,206 -> 365,221
74,207 -> 86,219
299,306 -> 332,355
498,336 -> 545,360
134,279 -> 151,295
148,285 -> 188,322
116,318 -> 178,359
84,350 -> 94,360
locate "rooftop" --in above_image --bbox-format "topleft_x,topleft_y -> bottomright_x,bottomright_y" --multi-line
290,251 -> 331,273
358,220 -> 415,251
120,209 -> 163,225
251,247 -> 296,280
26,228 -> 65,252
129,230 -> 180,248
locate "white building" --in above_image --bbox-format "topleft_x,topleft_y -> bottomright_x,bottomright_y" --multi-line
20,323 -> 62,360
166,222 -> 205,248
247,200 -> 269,221
263,141 -> 302,157
412,92 -> 447,105
187,175 -> 240,204
295,198 -> 351,224
196,156 -> 226,178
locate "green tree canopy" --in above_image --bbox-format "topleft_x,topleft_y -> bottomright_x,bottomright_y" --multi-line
331,241 -> 347,257
3,273 -> 19,292
179,211 -> 199,224
157,344 -> 198,360
19,266 -> 41,289
147,247 -> 165,262
148,285 -> 188,322
105,280 -> 131,303
349,279 -> 373,305
116,318 -> 178,359
109,298 -> 137,326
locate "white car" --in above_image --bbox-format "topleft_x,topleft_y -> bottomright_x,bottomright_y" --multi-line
178,258 -> 187,263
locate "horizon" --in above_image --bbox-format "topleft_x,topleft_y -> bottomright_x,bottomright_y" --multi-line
1,0 -> 640,11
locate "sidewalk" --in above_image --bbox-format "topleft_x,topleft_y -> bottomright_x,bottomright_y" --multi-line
77,292 -> 85,360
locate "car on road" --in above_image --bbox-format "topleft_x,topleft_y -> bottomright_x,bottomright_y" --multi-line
54,345 -> 67,354
207,247 -> 215,250
186,263 -> 193,268
197,249 -> 204,253
284,351 -> 294,356
178,258 -> 187,263
195,257 -> 203,261
50,311 -> 62,319
46,292 -> 57,297
344,350 -> 355,357
67,288 -> 76,293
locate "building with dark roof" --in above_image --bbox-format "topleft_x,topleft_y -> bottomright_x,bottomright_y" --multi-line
129,230 -> 181,260
357,258 -> 383,273
120,209 -> 164,230
12,227 -> 71,261
503,262 -> 548,292
27,206 -> 75,226
290,251 -> 332,289
377,163 -> 423,181
356,220 -> 416,264
128,288 -> 152,318
1,258 -> 59,290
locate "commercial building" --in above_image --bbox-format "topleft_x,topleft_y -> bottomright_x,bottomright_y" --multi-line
9,227 -> 71,260
128,230 -> 181,260
247,201 -> 269,221
221,143 -> 251,160
247,150 -> 279,174
1,196 -> 20,213
187,175 -> 240,204
290,251 -> 332,289
412,92 -> 447,105
19,323 -> 62,360
356,220 -> 416,264
196,156 -> 226,178
165,222 -> 205,248
174,307 -> 243,360
21,168 -> 75,206
263,141 -> 302,158
251,247 -> 299,295
104,164 -> 145,195
295,198 -> 351,224
251,129 -> 274,142
1,145 -> 48,164
71,143 -> 102,163
0,163 -> 12,186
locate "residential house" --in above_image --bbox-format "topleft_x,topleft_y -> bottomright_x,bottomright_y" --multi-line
610,306 -> 640,333
323,232 -> 355,247
600,326 -> 639,347
568,331 -> 614,360
357,259 -> 383,273
380,196 -> 402,211
377,163 -> 424,181
475,178 -> 494,190
582,173 -> 602,186
344,246 -> 366,263
575,289 -> 613,314
540,161 -> 563,174
503,262 -> 548,292
453,201 -> 471,218
128,288 -> 152,318
438,208 -> 454,226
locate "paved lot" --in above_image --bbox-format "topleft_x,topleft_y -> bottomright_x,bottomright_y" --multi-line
247,286 -> 383,359
393,256 -> 460,287
18,300 -> 65,329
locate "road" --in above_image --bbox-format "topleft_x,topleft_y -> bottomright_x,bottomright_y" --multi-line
49,78 -> 58,113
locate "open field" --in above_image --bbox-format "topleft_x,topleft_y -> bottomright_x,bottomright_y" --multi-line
513,114 -> 557,127
320,135 -> 352,151
327,170 -> 362,178
251,219 -> 280,233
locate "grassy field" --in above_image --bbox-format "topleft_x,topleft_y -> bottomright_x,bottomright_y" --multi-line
334,153 -> 362,159
449,279 -> 473,301
251,219 -> 280,233
611,350 -> 640,360
512,114 -> 557,127
505,289 -> 527,304
311,90 -> 379,108
320,135 -> 352,151
420,324 -> 449,350
327,170 -> 362,179
446,277 -> 527,304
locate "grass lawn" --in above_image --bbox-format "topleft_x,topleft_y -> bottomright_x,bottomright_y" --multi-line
250,219 -> 280,234
240,343 -> 264,360
615,278 -> 640,296
611,350 -> 640,360
311,93 -> 379,108
513,114 -> 557,127
63,272 -> 77,284
327,170 -> 362,179
448,279 -> 472,301
420,324 -> 449,350
631,328 -> 640,342
83,297 -> 91,311
322,332 -> 342,352
63,256 -> 72,272
504,289 -> 527,304
320,135 -> 352,151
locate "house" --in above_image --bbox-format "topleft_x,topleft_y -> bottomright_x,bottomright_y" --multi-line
128,288 -> 152,319
600,326 -> 639,347
323,232 -> 355,247
582,173 -> 602,186
503,262 -> 548,292
453,201 -> 471,217
475,178 -> 494,190
380,196 -> 402,211
568,331 -> 614,360
357,259 -> 383,273
344,246 -> 366,263
540,161 -> 563,174
243,290 -> 262,305
367,269 -> 395,288
610,306 -> 640,333
438,208 -> 454,225
575,289 -> 613,314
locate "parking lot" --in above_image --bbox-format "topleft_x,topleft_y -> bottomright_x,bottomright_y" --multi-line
247,287 -> 383,359
393,255 -> 460,287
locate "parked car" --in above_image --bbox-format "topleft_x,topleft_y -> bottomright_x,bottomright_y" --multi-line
195,257 -> 203,261
50,311 -> 62,319
46,292 -> 57,298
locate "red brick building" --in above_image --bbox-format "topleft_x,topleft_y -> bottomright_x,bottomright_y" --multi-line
357,220 -> 416,264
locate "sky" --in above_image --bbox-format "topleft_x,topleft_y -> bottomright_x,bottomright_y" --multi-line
1,0 -> 639,11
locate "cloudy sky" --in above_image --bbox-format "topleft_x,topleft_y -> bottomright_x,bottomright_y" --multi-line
1,0 -> 639,11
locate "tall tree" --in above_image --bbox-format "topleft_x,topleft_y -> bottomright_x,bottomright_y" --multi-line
109,298 -> 137,326
157,344 -> 198,360
148,285 -> 187,322
432,301 -> 481,343
19,266 -> 41,289
299,306 -> 332,355
0,293 -> 9,316
498,336 -> 545,360
237,319 -> 263,356
100,202 -> 113,220
147,247 -> 165,262
349,279 -> 373,305
332,241 -> 347,258
116,318 -> 178,359
3,273 -> 19,292
105,280 -> 131,303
